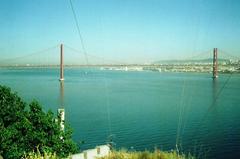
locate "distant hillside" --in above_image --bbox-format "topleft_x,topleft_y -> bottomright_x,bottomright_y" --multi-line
153,58 -> 230,64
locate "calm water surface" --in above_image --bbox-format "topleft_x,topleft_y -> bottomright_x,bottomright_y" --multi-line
0,68 -> 239,159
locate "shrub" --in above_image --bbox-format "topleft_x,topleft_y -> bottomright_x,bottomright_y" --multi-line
0,85 -> 78,159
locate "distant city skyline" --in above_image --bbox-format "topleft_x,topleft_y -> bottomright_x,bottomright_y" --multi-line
1,0 -> 240,64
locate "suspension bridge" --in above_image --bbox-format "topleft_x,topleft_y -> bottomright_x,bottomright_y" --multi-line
0,44 -> 239,77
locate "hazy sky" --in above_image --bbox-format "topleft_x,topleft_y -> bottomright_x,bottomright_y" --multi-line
1,0 -> 240,64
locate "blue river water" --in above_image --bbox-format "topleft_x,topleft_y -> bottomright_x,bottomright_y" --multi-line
0,68 -> 239,159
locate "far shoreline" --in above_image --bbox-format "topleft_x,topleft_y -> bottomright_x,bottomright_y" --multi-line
0,64 -> 239,74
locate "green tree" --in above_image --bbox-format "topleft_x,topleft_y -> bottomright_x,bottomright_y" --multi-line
0,85 -> 78,159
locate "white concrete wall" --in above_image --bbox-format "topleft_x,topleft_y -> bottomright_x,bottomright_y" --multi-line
71,145 -> 110,159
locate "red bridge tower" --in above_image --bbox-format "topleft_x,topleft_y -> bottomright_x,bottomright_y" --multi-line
213,48 -> 218,79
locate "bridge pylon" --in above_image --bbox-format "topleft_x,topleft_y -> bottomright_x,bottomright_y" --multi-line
213,48 -> 218,79
59,44 -> 64,81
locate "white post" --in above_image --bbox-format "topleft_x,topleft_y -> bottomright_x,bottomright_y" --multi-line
58,108 -> 65,131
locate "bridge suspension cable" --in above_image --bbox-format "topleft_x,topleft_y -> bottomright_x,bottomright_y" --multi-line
217,49 -> 240,60
182,49 -> 212,61
64,44 -> 127,65
0,45 -> 58,66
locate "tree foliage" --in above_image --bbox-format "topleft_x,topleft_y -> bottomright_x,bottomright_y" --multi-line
0,85 -> 78,159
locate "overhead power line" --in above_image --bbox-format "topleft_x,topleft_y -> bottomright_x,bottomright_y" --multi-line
69,0 -> 89,65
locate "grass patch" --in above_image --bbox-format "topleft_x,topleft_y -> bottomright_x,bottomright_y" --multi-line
98,149 -> 195,159
23,149 -> 195,159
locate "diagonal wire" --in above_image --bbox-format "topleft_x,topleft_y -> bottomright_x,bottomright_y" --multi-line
69,0 -> 89,65
192,73 -> 233,142
176,79 -> 186,151
206,74 -> 233,113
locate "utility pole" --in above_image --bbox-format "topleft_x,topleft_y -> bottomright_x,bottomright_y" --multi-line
58,44 -> 65,131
